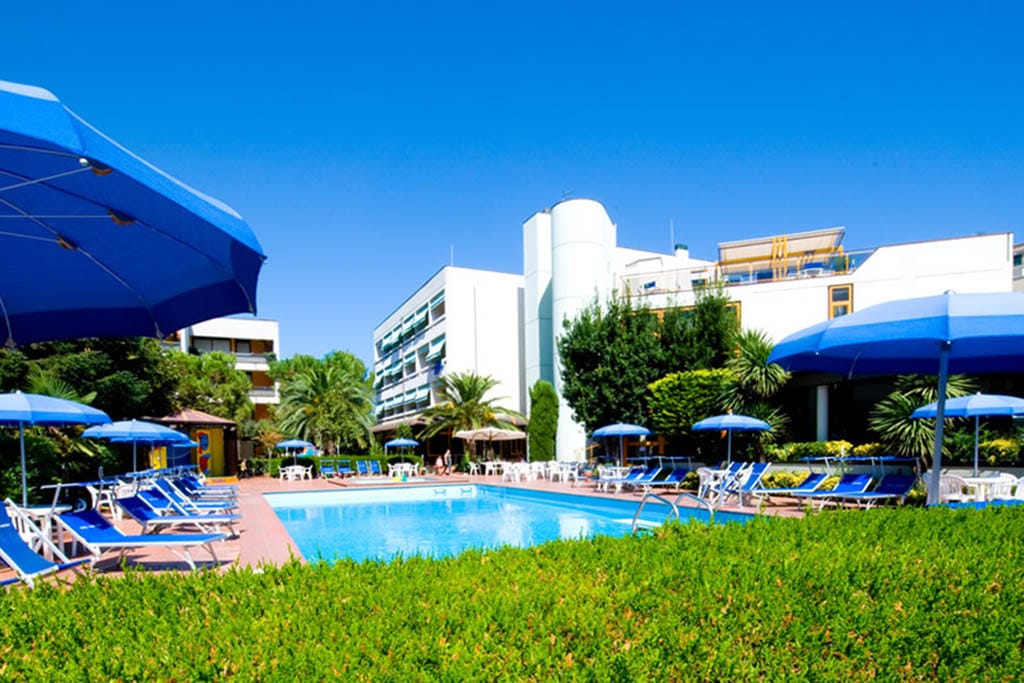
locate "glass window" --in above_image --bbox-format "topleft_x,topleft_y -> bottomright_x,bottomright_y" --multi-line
829,284 -> 853,319
236,340 -> 251,354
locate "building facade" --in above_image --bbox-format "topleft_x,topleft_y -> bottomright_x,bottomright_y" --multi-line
372,266 -> 525,434
377,198 -> 1014,460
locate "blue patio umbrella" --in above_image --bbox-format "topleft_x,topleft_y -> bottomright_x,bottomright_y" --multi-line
768,291 -> 1024,504
384,438 -> 418,463
82,419 -> 192,473
592,423 -> 651,466
0,79 -> 266,347
0,391 -> 111,505
691,414 -> 771,465
911,393 -> 1024,477
276,439 -> 314,465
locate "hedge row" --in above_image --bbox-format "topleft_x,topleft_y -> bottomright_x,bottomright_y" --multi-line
2,507 -> 1022,679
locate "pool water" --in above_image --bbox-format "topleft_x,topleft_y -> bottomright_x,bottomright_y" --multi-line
266,484 -> 749,563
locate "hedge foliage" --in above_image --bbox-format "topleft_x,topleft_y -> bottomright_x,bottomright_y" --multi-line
3,508 -> 1023,679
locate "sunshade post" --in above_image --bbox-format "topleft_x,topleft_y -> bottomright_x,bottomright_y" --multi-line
973,416 -> 980,477
726,430 -> 733,466
927,344 -> 950,506
18,420 -> 27,507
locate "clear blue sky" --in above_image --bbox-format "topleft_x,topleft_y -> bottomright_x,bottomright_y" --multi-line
4,2 -> 1022,364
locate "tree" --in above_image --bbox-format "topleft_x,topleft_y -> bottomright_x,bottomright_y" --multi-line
528,380 -> 558,461
2,338 -> 179,419
272,352 -> 374,454
167,351 -> 254,424
683,283 -> 740,370
720,329 -> 791,444
869,374 -> 976,460
648,369 -> 732,439
420,372 -> 524,439
557,288 -> 740,431
557,295 -> 665,430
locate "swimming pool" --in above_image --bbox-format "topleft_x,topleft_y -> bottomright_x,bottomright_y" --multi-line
266,484 -> 750,563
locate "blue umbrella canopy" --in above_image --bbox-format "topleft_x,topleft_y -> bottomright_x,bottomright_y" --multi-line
384,438 -> 419,448
0,391 -> 111,505
692,414 -> 771,465
769,291 -> 1024,504
0,80 -> 266,346
911,393 -> 1024,477
276,439 -> 314,450
83,419 -> 192,473
592,424 -> 651,466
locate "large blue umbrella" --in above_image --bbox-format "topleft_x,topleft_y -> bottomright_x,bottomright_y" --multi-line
0,79 -> 266,346
0,391 -> 111,505
911,393 -> 1024,477
768,291 -> 1024,504
82,419 -> 192,473
385,438 -> 418,464
592,423 -> 651,466
692,414 -> 771,465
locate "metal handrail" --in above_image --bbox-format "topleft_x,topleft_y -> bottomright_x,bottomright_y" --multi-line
672,492 -> 715,523
632,492 -> 679,533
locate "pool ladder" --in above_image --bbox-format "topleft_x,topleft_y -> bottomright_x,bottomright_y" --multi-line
632,491 -> 714,533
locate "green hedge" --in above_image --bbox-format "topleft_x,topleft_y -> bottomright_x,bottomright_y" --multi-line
3,508 -> 1023,678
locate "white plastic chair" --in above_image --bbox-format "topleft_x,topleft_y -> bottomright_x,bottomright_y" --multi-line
987,473 -> 1018,500
939,474 -> 972,503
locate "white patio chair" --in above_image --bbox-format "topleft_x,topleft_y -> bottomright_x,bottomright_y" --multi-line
987,473 -> 1018,500
938,474 -> 972,503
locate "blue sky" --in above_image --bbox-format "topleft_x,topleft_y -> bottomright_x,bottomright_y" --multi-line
4,2 -> 1022,364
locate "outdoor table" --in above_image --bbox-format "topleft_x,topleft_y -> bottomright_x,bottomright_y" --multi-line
962,476 -> 1005,502
483,461 -> 503,476
281,465 -> 307,481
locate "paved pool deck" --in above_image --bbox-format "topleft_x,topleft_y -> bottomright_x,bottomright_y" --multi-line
1,473 -> 807,583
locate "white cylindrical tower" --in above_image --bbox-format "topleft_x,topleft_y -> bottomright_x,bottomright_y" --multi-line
550,199 -> 616,461
523,210 -> 553,402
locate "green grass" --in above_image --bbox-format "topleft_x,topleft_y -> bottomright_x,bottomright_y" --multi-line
2,507 -> 1022,680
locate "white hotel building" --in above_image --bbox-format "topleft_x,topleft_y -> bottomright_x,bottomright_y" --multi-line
373,198 -> 1014,460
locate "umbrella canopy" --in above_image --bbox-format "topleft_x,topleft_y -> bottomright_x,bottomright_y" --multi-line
692,414 -> 771,465
275,439 -> 313,450
0,79 -> 266,347
82,419 -> 192,473
384,438 -> 419,448
455,427 -> 525,460
768,291 -> 1024,504
275,439 -> 313,466
591,423 -> 651,467
0,391 -> 111,505
911,393 -> 1024,477
384,437 -> 418,463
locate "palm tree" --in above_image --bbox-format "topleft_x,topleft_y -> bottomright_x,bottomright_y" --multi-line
275,355 -> 374,454
420,372 -> 524,439
869,374 -> 976,459
720,330 -> 791,442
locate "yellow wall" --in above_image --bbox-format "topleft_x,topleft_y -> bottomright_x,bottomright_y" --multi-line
193,428 -> 226,476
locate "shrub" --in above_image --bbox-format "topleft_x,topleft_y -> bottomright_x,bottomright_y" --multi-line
980,439 -> 1019,467
3,509 -> 1024,678
851,442 -> 883,457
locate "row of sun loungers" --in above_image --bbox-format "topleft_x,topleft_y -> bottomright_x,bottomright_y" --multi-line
1,468 -> 242,588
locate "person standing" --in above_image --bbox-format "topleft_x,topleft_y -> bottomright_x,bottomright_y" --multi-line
443,448 -> 452,476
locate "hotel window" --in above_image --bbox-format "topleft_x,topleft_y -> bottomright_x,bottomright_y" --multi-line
235,340 -> 251,354
829,284 -> 853,319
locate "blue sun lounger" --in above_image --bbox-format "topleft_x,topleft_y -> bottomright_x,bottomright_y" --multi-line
796,474 -> 873,511
356,460 -> 370,476
57,509 -> 226,570
830,474 -> 919,509
644,468 -> 690,493
624,467 -> 663,492
369,460 -> 383,476
748,472 -> 828,506
117,495 -> 240,537
1,502 -> 89,589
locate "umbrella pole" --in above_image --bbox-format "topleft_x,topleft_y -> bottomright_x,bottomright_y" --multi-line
132,441 -> 138,473
19,421 -> 27,507
927,345 -> 950,506
973,415 -> 980,477
727,430 -> 733,466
